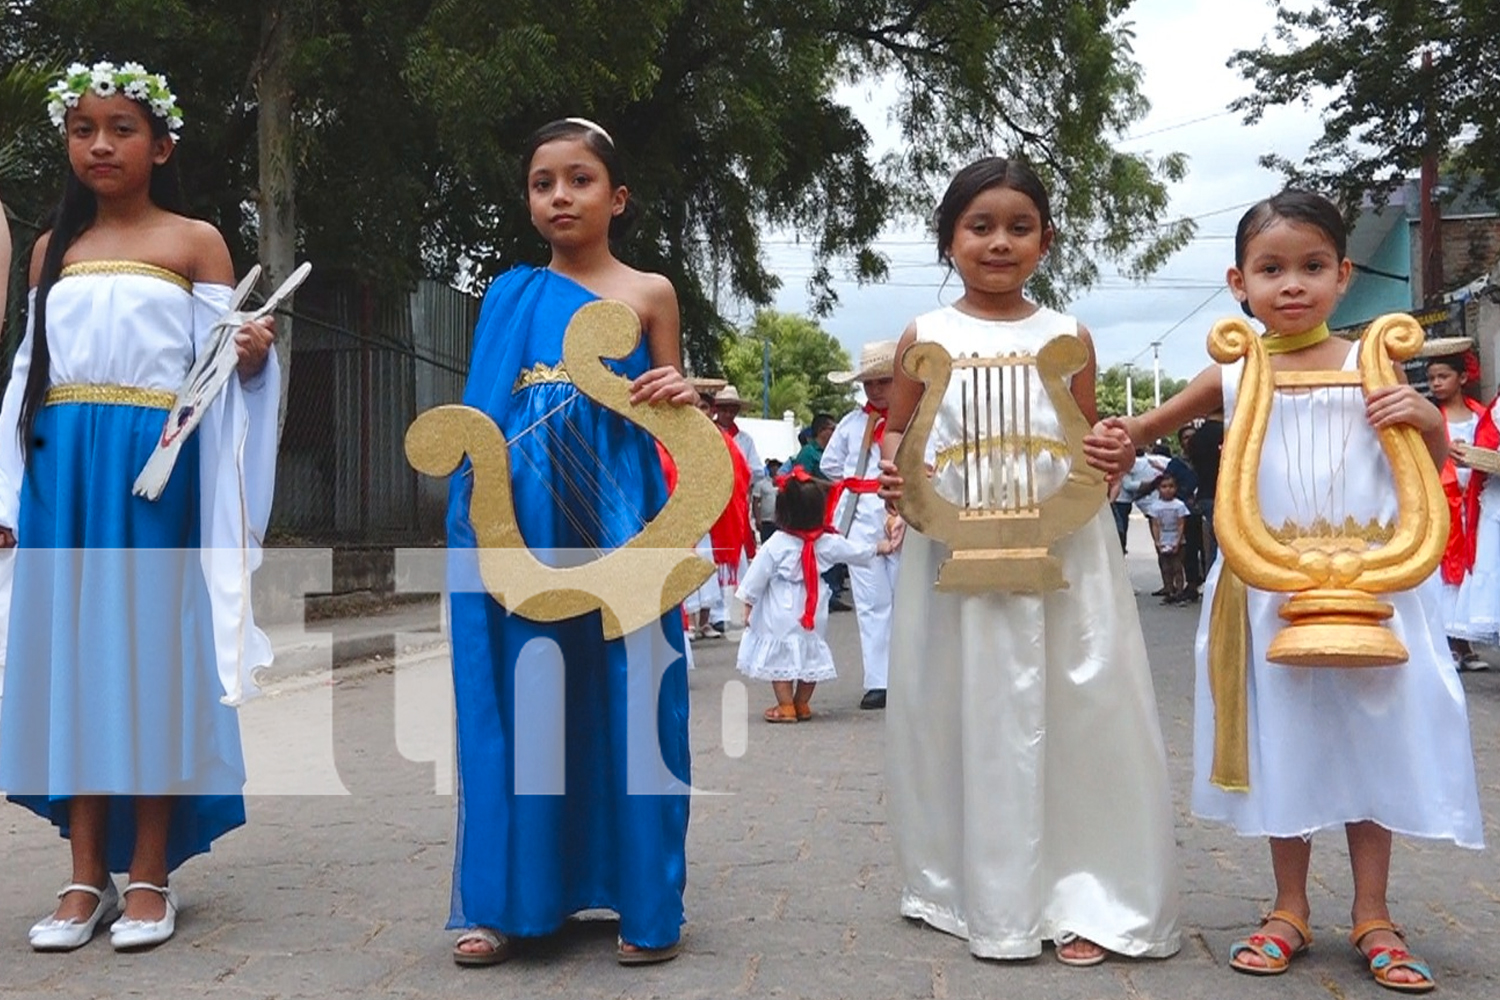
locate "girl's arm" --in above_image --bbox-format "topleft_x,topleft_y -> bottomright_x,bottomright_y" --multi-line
1107,363 -> 1224,449
189,223 -> 275,380
878,323 -> 922,512
631,273 -> 696,406
1149,514 -> 1162,550
734,544 -> 776,606
1072,323 -> 1135,475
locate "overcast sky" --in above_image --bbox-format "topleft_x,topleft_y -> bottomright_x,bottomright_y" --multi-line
760,0 -> 1329,384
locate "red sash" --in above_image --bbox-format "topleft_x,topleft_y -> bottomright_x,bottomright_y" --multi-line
1462,396 -> 1500,571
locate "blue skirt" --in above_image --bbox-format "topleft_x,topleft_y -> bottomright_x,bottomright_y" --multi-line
0,401 -> 244,873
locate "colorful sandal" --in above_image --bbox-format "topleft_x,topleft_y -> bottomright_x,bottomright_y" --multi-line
763,704 -> 799,723
1350,919 -> 1436,994
1229,909 -> 1311,976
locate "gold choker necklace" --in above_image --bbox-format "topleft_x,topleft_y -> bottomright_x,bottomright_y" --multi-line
1263,322 -> 1330,355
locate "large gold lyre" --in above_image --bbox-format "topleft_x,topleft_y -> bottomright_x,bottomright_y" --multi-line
894,335 -> 1107,592
1211,313 -> 1448,666
404,299 -> 732,639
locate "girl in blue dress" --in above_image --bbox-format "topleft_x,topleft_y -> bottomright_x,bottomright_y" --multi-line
446,118 -> 698,967
0,61 -> 279,952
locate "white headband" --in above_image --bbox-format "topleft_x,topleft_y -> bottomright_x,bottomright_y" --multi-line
563,116 -> 614,146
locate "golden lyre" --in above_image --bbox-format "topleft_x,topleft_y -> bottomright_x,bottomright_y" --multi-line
404,300 -> 732,639
894,335 -> 1107,592
1211,313 -> 1448,666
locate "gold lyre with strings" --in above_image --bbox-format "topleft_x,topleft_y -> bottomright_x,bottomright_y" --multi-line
1211,313 -> 1448,666
893,335 -> 1107,592
404,299 -> 732,640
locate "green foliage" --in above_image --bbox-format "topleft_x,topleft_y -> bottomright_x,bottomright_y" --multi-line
3,1 -> 1192,367
720,310 -> 855,425
1095,362 -> 1186,421
1230,1 -> 1500,209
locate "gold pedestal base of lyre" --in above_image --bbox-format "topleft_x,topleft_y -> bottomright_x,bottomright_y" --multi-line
1268,590 -> 1406,667
935,548 -> 1068,594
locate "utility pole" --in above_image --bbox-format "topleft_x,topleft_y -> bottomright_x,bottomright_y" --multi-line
1124,363 -> 1135,417
1419,48 -> 1444,308
762,336 -> 771,418
1151,342 -> 1162,408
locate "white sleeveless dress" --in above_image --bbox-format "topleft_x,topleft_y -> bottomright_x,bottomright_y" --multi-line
1191,347 -> 1482,846
886,304 -> 1181,960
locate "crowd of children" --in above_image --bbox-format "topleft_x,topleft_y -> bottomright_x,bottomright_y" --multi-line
0,59 -> 1488,997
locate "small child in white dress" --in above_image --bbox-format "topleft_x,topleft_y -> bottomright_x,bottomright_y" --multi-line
736,471 -> 899,722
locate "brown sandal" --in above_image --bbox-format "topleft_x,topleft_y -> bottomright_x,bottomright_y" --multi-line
1350,919 -> 1435,994
793,702 -> 813,720
763,704 -> 798,723
1229,909 -> 1311,976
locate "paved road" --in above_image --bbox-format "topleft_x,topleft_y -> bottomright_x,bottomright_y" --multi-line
1,519 -> 1496,999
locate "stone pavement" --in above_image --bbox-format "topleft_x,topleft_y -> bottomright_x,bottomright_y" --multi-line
1,519 -> 1497,999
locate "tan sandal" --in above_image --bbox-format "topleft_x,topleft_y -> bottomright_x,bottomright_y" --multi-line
793,701 -> 813,721
1350,919 -> 1436,994
763,704 -> 798,723
452,927 -> 510,966
1229,910 -> 1311,976
617,936 -> 681,965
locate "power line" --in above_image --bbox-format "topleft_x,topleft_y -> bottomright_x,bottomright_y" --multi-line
1118,108 -> 1238,143
1125,286 -> 1230,365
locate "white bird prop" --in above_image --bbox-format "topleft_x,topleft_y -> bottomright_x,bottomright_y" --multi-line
133,261 -> 311,501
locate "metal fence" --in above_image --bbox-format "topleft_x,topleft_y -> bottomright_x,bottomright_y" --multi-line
272,276 -> 477,544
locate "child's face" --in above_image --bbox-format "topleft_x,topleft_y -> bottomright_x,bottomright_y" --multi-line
1158,479 -> 1177,500
947,186 -> 1052,297
65,93 -> 172,197
1427,363 -> 1463,402
863,376 -> 894,409
527,136 -> 626,249
1226,218 -> 1351,335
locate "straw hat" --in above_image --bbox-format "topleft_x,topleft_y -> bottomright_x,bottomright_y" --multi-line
689,375 -> 728,394
713,385 -> 747,409
1416,336 -> 1474,359
829,340 -> 897,384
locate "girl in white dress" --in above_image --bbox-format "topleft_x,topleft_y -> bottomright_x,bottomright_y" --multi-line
1425,351 -> 1488,669
735,471 -> 896,722
877,158 -> 1181,966
1113,190 -> 1481,994
0,63 -> 279,953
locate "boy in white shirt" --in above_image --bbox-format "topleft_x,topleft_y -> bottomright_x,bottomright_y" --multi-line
1147,474 -> 1191,605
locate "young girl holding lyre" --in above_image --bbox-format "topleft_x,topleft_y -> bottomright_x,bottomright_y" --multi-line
0,61 -> 279,952
444,117 -> 697,968
877,157 -> 1181,966
1109,190 -> 1481,993
735,470 -> 897,722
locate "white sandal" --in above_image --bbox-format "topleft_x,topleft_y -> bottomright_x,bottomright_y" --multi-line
1055,931 -> 1108,967
29,881 -> 118,951
453,927 -> 510,966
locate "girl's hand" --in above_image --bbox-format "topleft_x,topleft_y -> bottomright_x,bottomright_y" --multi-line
1084,421 -> 1135,479
630,366 -> 697,406
0,527 -> 14,549
877,458 -> 903,514
235,316 -> 276,380
1365,384 -> 1441,433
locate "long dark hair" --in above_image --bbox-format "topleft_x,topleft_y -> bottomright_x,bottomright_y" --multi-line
19,104 -> 184,457
520,118 -> 637,243
934,157 -> 1053,264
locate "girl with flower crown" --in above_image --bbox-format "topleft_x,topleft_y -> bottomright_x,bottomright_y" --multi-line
0,61 -> 279,952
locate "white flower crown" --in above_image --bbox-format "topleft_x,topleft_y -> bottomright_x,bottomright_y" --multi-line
46,61 -> 185,142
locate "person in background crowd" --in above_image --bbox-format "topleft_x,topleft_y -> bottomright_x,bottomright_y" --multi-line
752,458 -> 782,543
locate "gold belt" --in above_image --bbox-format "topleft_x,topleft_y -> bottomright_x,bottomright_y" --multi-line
512,361 -> 572,393
45,383 -> 176,410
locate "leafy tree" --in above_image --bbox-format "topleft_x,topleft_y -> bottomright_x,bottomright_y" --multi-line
4,1 -> 1194,372
1229,1 -> 1500,208
1095,362 -> 1185,422
721,310 -> 855,425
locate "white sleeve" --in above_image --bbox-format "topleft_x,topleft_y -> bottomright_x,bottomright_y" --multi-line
734,544 -> 776,604
821,414 -> 854,479
0,291 -> 37,532
194,283 -> 281,705
820,533 -> 878,568
740,433 -> 764,484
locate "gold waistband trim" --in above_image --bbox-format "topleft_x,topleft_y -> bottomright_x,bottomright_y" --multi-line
513,361 -> 572,393
45,384 -> 176,410
58,260 -> 193,293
